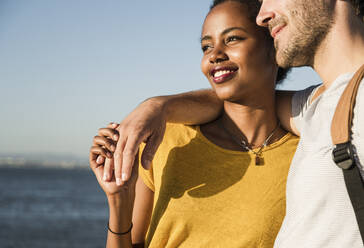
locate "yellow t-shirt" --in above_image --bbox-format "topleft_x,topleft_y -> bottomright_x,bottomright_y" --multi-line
139,123 -> 298,248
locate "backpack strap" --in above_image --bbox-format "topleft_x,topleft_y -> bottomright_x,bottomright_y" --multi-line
331,64 -> 364,243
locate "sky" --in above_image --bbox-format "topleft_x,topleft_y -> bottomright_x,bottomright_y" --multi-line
0,0 -> 321,159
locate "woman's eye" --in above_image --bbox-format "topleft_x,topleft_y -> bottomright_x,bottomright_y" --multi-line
201,45 -> 212,52
226,36 -> 244,43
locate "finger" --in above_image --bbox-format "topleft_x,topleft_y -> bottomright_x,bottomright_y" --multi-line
141,132 -> 163,169
121,134 -> 145,183
124,152 -> 140,189
90,145 -> 113,159
96,155 -> 105,165
114,136 -> 127,186
131,150 -> 139,180
98,128 -> 119,142
93,163 -> 105,183
89,147 -> 99,170
103,157 -> 114,182
107,122 -> 119,129
93,136 -> 116,153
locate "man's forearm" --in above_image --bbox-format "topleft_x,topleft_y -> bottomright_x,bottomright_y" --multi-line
149,89 -> 223,125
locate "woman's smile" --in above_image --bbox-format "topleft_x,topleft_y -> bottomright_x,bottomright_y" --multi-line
200,1 -> 277,102
210,66 -> 239,84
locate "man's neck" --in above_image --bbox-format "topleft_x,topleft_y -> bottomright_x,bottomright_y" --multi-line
313,4 -> 364,87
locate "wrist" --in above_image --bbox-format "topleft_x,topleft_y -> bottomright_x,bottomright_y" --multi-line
107,194 -> 134,231
107,190 -> 135,208
143,96 -> 170,121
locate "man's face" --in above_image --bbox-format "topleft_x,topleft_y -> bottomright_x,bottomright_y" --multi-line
256,0 -> 334,68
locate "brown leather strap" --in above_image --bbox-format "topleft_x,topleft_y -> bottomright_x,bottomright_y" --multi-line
331,64 -> 364,145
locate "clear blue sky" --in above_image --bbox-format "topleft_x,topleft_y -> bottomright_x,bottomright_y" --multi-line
0,0 -> 321,158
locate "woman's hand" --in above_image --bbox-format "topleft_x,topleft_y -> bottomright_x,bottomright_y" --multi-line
91,156 -> 138,197
89,123 -> 139,196
90,123 -> 119,182
90,125 -> 141,248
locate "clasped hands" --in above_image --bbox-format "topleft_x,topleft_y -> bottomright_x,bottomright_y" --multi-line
89,99 -> 166,195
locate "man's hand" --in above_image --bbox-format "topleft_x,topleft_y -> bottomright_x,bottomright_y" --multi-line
89,98 -> 166,186
112,98 -> 166,186
91,90 -> 224,186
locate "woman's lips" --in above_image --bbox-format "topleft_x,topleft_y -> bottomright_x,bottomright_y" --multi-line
212,71 -> 237,84
210,67 -> 238,84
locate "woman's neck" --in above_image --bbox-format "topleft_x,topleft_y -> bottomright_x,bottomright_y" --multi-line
221,100 -> 280,148
200,95 -> 286,152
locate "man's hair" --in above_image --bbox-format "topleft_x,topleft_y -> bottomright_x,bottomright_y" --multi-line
350,0 -> 364,20
209,0 -> 289,84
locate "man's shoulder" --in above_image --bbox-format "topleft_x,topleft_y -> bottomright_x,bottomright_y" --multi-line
292,85 -> 321,112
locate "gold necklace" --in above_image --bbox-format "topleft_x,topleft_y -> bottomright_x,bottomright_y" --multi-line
219,120 -> 281,166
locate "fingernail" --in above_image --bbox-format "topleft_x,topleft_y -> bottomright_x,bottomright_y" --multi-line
122,173 -> 127,181
103,173 -> 108,181
112,123 -> 118,128
116,178 -> 122,186
107,152 -> 112,158
110,145 -> 116,152
113,134 -> 118,141
96,156 -> 103,164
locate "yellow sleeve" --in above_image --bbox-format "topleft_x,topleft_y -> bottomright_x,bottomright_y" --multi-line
138,143 -> 155,192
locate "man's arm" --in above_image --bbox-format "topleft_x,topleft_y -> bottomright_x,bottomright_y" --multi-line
158,89 -> 224,124
93,89 -> 299,186
110,89 -> 224,186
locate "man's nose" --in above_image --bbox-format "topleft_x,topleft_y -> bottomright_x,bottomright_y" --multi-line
256,3 -> 275,28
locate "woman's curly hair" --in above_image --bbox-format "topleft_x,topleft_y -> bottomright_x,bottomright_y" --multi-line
209,0 -> 290,84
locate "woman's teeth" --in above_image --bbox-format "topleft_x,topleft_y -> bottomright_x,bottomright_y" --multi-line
214,70 -> 234,77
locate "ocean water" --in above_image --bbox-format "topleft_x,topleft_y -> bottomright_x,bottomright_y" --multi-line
0,166 -> 109,248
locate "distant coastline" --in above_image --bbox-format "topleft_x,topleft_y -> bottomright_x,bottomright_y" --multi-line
0,153 -> 89,169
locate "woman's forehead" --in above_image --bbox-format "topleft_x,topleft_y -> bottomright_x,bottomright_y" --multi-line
202,2 -> 257,34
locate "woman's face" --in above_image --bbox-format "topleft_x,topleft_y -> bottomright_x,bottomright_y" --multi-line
200,1 -> 277,102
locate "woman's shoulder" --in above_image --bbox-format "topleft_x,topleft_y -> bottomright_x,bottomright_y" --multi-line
162,123 -> 199,146
264,132 -> 299,153
165,123 -> 198,136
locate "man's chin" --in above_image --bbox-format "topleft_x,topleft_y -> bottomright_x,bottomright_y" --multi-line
276,48 -> 311,68
275,53 -> 291,69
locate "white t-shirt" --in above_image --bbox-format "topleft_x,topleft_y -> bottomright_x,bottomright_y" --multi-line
274,73 -> 364,248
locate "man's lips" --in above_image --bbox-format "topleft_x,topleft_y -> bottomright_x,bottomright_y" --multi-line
270,24 -> 286,39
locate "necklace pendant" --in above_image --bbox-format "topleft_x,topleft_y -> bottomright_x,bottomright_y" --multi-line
255,156 -> 264,166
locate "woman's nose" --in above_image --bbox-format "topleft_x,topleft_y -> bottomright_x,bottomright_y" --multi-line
209,48 -> 228,64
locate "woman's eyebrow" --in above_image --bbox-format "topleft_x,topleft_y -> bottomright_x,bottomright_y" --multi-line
222,27 -> 248,35
200,26 -> 249,43
200,35 -> 212,43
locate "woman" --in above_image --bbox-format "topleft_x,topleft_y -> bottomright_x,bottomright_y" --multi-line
90,0 -> 298,247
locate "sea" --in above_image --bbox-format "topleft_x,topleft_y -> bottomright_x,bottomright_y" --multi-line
0,166 -> 109,248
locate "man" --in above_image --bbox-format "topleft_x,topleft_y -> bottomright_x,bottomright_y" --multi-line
90,0 -> 364,247
255,0 -> 364,247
